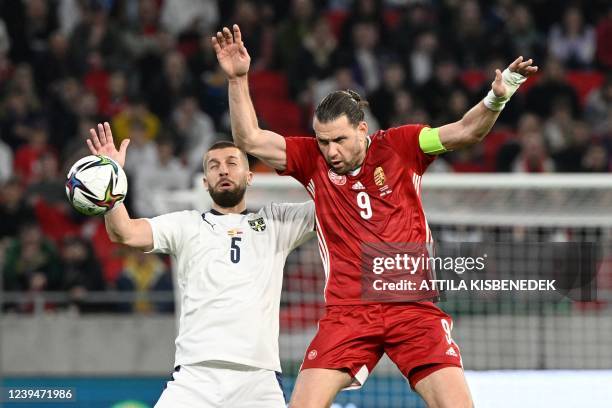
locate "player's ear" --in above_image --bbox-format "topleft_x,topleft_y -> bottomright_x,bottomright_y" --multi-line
358,120 -> 368,137
246,171 -> 253,186
202,176 -> 209,189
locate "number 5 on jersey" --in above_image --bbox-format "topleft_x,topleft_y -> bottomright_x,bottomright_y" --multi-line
357,191 -> 372,219
230,237 -> 241,263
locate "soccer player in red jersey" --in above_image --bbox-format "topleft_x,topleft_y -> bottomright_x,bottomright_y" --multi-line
213,25 -> 537,408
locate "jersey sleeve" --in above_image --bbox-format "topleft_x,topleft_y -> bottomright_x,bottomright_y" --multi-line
144,211 -> 192,255
270,201 -> 316,252
385,124 -> 436,175
277,137 -> 319,185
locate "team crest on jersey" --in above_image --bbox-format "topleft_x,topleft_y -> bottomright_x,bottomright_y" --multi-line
328,169 -> 347,186
248,217 -> 267,232
374,167 -> 386,186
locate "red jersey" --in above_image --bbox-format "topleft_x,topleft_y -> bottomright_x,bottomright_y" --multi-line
280,125 -> 436,305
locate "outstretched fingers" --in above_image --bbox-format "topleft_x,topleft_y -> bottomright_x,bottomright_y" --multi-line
89,128 -> 102,152
223,27 -> 233,45
97,123 -> 107,145
103,122 -> 113,145
216,31 -> 225,49
233,24 -> 242,43
211,36 -> 221,54
86,138 -> 98,155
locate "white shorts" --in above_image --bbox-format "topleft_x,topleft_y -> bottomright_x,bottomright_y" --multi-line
155,361 -> 286,408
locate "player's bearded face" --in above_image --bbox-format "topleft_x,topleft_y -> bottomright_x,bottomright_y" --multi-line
205,148 -> 250,208
314,116 -> 368,174
208,176 -> 247,207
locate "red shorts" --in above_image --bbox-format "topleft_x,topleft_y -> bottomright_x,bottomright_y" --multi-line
300,302 -> 463,390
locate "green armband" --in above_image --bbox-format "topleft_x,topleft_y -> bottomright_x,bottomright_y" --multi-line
419,127 -> 447,155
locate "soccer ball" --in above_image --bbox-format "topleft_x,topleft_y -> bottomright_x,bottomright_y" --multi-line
65,155 -> 128,216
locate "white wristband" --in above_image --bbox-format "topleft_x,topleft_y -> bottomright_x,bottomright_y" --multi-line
483,68 -> 527,111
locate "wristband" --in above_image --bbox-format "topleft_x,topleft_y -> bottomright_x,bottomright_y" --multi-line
483,68 -> 527,111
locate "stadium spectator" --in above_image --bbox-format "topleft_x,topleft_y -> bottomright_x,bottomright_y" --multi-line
289,16 -> 339,100
448,0 -> 512,67
348,20 -> 388,93
595,6 -> 612,69
120,118 -> 157,177
231,0 -> 273,70
26,151 -> 64,204
368,61 -> 407,129
512,130 -> 555,173
0,136 -> 12,182
58,236 -> 106,312
543,100 -> 576,154
387,90 -> 429,130
133,137 -> 191,218
111,97 -> 160,143
506,5 -> 546,67
404,30 -> 439,87
550,120 -> 593,172
276,0 -> 317,70
97,69 -> 129,118
584,75 -> 612,135
548,6 -> 596,69
2,222 -> 61,293
160,0 -> 218,37
187,35 -> 229,126
13,119 -> 57,185
417,55 -> 468,121
0,88 -> 40,150
580,144 -> 610,172
496,113 -> 542,172
0,178 -> 36,240
525,57 -> 580,118
31,31 -> 73,98
115,248 -> 173,313
170,94 -> 217,172
67,1 -> 127,76
45,77 -> 83,150
146,50 -> 194,120
338,0 -> 387,50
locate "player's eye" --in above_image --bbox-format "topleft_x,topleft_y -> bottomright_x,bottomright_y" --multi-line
228,162 -> 237,166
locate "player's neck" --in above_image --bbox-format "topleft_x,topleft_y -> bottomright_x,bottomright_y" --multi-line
211,201 -> 247,215
349,136 -> 370,173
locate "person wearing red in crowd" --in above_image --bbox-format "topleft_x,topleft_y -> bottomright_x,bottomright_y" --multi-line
214,24 -> 537,408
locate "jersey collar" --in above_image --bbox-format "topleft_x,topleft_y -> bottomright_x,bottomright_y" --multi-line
209,209 -> 249,216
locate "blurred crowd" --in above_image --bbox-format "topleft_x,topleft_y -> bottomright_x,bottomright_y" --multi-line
0,0 -> 610,312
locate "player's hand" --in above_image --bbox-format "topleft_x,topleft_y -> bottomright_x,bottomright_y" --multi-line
212,24 -> 251,79
86,122 -> 129,168
492,56 -> 538,97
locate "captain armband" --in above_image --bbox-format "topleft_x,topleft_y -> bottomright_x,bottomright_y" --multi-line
418,127 -> 447,155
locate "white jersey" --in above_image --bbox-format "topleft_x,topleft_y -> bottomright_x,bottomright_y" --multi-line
146,201 -> 315,372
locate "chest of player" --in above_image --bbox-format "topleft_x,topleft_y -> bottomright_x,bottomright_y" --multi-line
180,214 -> 279,295
312,146 -> 421,223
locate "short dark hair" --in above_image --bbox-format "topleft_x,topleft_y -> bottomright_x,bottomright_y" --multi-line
314,90 -> 369,126
203,141 -> 249,173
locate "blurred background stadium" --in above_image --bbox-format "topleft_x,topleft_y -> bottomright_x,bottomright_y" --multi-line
0,0 -> 611,407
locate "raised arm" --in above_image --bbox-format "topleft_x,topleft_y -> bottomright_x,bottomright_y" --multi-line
86,122 -> 153,251
438,56 -> 538,151
212,25 -> 287,170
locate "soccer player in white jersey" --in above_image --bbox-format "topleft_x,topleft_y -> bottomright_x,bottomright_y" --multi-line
85,122 -> 315,408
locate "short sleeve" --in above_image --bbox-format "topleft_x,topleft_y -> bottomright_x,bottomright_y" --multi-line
277,137 -> 319,185
384,125 -> 436,175
144,211 -> 193,255
270,201 -> 316,252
